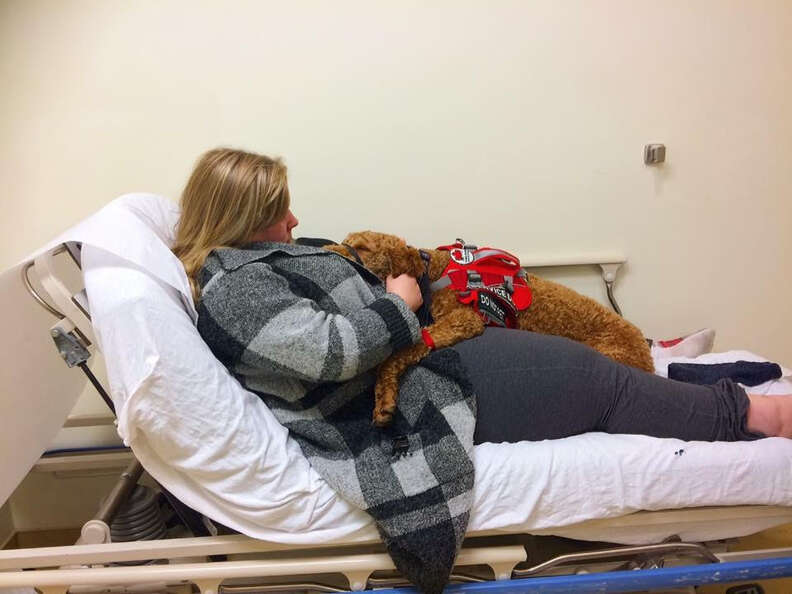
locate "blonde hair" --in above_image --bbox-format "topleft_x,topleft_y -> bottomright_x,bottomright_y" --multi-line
172,148 -> 290,303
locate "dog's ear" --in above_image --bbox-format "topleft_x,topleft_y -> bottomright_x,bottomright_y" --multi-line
342,231 -> 377,264
390,242 -> 425,279
323,244 -> 350,258
365,252 -> 393,280
341,231 -> 393,279
340,231 -> 424,280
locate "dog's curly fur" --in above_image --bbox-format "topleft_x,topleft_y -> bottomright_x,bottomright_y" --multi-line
325,231 -> 654,426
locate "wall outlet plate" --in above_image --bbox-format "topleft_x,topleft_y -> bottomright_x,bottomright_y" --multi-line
644,144 -> 666,164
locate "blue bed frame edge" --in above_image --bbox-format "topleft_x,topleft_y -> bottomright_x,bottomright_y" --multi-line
376,556 -> 792,593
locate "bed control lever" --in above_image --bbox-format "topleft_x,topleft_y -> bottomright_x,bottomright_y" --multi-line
513,541 -> 720,578
50,321 -> 90,368
49,317 -> 116,413
614,534 -> 682,571
220,584 -> 347,593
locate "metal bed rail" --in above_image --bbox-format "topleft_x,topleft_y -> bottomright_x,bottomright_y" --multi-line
1,534 -> 792,593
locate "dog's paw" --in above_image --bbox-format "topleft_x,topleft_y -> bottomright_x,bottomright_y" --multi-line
373,381 -> 398,427
372,405 -> 395,427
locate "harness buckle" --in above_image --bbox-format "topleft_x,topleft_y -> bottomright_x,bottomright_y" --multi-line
450,248 -> 474,265
466,270 -> 482,286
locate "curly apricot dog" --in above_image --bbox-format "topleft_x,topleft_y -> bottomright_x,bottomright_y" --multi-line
325,231 -> 654,426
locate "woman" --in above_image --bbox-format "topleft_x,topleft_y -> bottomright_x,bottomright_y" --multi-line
173,147 -> 791,592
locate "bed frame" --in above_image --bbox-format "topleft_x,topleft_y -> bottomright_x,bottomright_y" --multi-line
2,243 -> 792,593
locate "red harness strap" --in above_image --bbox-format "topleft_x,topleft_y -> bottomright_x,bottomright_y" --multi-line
430,239 -> 532,329
421,328 -> 436,350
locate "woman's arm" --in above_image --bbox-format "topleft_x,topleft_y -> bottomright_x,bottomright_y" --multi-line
198,261 -> 421,383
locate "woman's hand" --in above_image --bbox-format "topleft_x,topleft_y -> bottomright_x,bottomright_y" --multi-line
386,274 -> 423,312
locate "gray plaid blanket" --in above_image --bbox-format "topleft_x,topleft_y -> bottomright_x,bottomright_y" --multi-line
197,241 -> 476,593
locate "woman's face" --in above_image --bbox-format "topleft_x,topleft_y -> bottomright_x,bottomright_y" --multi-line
250,209 -> 299,243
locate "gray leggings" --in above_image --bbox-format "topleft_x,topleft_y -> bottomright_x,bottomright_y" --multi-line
450,328 -> 763,445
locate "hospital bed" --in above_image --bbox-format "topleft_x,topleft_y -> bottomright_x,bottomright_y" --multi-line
2,193 -> 792,593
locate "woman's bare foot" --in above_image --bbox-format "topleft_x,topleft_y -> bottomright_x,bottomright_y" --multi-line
746,394 -> 792,437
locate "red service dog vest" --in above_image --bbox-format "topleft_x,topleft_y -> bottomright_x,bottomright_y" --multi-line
430,239 -> 532,328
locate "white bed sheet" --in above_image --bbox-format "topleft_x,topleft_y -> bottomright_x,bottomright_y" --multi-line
75,194 -> 792,547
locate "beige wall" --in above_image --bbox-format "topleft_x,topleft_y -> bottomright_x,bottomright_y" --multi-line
0,500 -> 14,547
8,469 -> 121,533
2,0 -> 791,378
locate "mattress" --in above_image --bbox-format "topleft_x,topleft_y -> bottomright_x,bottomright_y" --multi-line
71,194 -> 792,547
